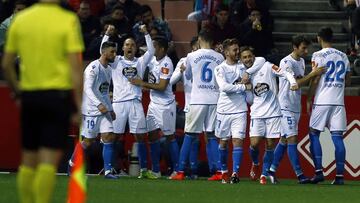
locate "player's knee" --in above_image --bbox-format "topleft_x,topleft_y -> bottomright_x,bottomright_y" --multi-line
219,139 -> 228,148
286,135 -> 297,144
101,133 -> 116,143
82,138 -> 94,148
250,137 -> 260,148
206,132 -> 216,140
232,138 -> 243,148
135,133 -> 146,142
166,135 -> 175,142
148,131 -> 159,142
265,138 -> 277,150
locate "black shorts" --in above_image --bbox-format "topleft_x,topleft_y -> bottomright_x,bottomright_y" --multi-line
21,90 -> 72,150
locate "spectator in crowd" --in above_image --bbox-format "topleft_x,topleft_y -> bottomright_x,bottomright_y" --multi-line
0,0 -> 27,51
77,1 -> 101,53
101,4 -> 131,37
205,4 -> 238,48
188,0 -> 225,22
86,21 -> 128,60
133,5 -> 172,48
237,8 -> 274,58
229,0 -> 271,26
104,0 -> 141,26
68,0 -> 105,16
344,0 -> 360,55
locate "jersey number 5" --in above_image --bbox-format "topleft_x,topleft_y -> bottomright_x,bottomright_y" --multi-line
201,61 -> 212,83
325,60 -> 346,82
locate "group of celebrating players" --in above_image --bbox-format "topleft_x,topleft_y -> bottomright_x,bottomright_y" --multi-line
68,24 -> 350,185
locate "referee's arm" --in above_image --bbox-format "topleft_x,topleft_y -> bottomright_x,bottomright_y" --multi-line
2,52 -> 19,97
68,52 -> 83,124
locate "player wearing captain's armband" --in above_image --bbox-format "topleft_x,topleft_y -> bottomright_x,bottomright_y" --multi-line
130,36 -> 178,179
307,27 -> 351,185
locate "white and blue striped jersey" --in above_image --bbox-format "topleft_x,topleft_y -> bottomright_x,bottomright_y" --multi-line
215,61 -> 252,114
184,48 -> 224,105
170,57 -> 192,112
82,60 -> 112,116
148,55 -> 175,105
102,34 -> 154,103
278,54 -> 305,113
311,47 -> 350,105
249,61 -> 297,118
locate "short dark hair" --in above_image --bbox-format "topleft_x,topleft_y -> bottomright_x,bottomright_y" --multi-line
140,5 -> 152,15
153,35 -> 168,51
216,4 -> 229,13
222,38 -> 239,50
101,41 -> 117,51
292,35 -> 311,47
198,29 -> 213,43
190,36 -> 198,48
112,4 -> 124,13
318,27 -> 333,42
239,46 -> 254,54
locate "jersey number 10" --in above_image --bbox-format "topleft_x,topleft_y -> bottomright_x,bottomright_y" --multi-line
325,60 -> 346,82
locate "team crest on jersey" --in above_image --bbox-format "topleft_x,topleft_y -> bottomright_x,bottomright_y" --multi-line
122,67 -> 137,78
148,72 -> 156,84
254,83 -> 269,96
99,82 -> 110,93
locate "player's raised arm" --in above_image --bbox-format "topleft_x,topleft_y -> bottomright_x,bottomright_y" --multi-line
139,25 -> 155,70
100,25 -> 114,53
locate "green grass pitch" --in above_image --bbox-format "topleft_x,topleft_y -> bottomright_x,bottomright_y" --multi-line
0,174 -> 359,203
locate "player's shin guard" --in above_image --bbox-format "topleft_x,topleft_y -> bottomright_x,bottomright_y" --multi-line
206,142 -> 215,173
288,143 -> 303,176
331,132 -> 346,176
178,134 -> 195,171
209,137 -> 220,171
249,146 -> 259,165
309,130 -> 322,172
168,139 -> 180,172
269,142 -> 286,173
219,146 -> 228,172
17,165 -> 35,203
137,142 -> 148,170
103,142 -> 114,174
190,138 -> 199,174
232,147 -> 243,174
262,150 -> 274,176
33,164 -> 56,203
150,140 -> 161,173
